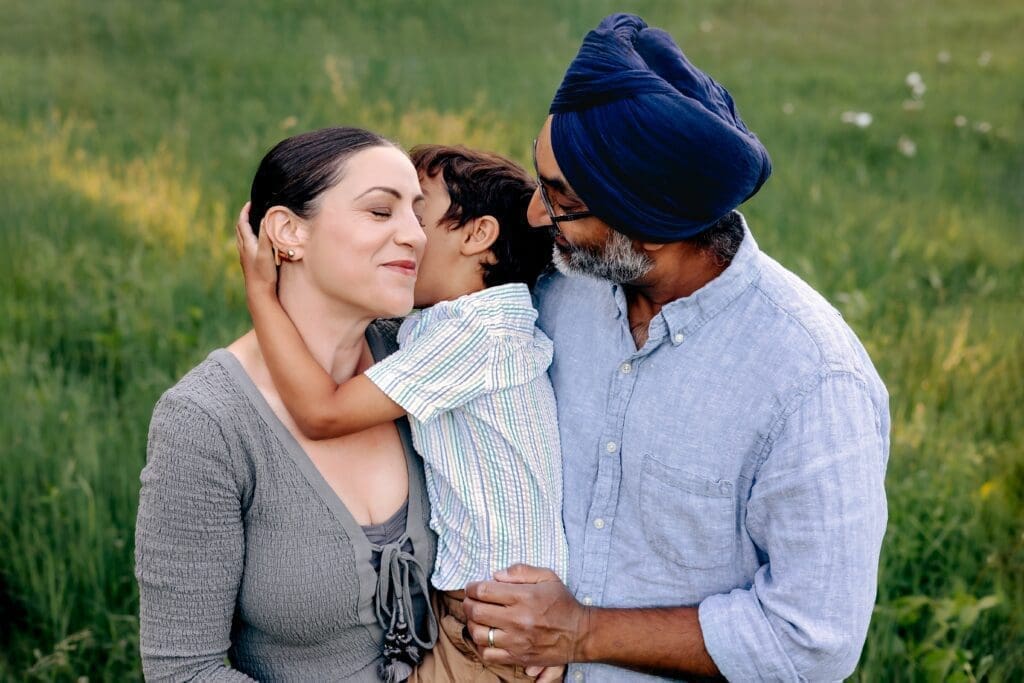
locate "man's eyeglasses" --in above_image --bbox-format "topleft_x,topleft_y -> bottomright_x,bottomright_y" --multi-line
532,139 -> 593,224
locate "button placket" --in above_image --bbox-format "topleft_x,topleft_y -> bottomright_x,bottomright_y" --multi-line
579,357 -> 634,605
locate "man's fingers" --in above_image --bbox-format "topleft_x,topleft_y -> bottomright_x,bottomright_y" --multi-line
463,603 -> 514,639
466,621 -> 512,650
478,646 -> 516,667
464,580 -> 522,606
493,563 -> 560,584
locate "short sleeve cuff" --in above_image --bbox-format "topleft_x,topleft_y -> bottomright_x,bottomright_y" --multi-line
364,358 -> 439,424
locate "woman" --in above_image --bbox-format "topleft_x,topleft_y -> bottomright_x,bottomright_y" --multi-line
135,127 -> 437,682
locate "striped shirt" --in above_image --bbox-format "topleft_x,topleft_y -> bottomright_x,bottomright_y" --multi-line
365,283 -> 569,590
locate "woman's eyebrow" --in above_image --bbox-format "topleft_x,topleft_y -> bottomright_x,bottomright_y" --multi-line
354,186 -> 425,203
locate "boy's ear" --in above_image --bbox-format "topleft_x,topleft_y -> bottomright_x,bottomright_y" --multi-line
460,215 -> 500,257
263,206 -> 310,261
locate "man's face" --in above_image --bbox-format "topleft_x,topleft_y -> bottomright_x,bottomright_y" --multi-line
528,117 -> 653,284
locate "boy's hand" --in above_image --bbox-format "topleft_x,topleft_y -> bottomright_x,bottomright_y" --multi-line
234,202 -> 278,296
526,665 -> 565,682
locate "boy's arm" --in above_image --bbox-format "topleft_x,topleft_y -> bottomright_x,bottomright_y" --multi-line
235,207 -> 405,439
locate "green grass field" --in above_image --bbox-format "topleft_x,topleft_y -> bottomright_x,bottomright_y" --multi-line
1,0 -> 1021,680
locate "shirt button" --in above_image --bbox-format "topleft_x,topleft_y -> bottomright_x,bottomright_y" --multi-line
593,518 -> 605,529
620,362 -> 632,374
573,671 -> 584,682
605,441 -> 618,453
673,332 -> 685,344
582,596 -> 594,606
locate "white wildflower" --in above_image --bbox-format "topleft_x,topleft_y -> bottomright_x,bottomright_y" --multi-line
841,111 -> 873,128
937,50 -> 951,64
954,115 -> 968,127
782,102 -> 795,115
978,51 -> 992,66
974,121 -> 992,134
700,20 -> 713,33
897,136 -> 917,157
905,72 -> 926,99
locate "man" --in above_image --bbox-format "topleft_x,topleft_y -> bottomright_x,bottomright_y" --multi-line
462,14 -> 889,682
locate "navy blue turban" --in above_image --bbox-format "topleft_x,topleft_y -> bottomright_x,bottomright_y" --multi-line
549,14 -> 772,241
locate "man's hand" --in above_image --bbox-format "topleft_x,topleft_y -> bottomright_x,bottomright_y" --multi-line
234,202 -> 278,297
463,564 -> 591,669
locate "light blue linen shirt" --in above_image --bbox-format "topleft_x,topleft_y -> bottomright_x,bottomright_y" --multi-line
534,215 -> 889,682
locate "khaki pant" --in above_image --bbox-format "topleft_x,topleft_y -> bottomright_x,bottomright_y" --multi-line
410,590 -> 545,682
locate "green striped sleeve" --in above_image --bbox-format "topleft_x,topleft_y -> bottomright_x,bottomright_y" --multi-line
364,313 -> 493,423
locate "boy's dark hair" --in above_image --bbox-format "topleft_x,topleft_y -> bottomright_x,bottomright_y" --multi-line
410,145 -> 553,290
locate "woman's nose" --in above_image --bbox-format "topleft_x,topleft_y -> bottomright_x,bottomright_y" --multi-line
398,210 -> 427,253
526,189 -> 550,229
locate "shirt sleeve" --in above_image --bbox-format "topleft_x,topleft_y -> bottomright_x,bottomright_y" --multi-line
698,372 -> 888,682
364,309 -> 494,423
135,393 -> 256,682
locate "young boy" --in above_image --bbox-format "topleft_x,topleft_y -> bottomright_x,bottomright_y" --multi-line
237,145 -> 567,682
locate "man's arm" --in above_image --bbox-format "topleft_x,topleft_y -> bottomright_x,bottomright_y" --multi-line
235,211 -> 404,439
463,565 -> 719,677
465,372 -> 888,680
696,372 -> 888,681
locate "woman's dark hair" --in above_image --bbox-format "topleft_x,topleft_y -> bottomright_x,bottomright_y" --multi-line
410,145 -> 553,290
249,127 -> 397,235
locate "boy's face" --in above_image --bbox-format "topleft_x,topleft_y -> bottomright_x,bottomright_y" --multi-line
412,172 -> 467,308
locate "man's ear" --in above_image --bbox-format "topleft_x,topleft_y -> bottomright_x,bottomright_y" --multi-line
460,215 -> 500,257
262,206 -> 310,261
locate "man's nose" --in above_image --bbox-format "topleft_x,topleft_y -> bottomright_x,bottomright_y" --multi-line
526,188 -> 550,229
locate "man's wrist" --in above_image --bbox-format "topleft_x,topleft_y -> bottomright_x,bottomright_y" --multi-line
573,605 -> 598,663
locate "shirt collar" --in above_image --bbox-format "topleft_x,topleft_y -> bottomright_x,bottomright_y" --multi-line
417,282 -> 537,334
610,212 -> 762,347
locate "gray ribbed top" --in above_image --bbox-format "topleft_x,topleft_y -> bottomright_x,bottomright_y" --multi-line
135,320 -> 436,682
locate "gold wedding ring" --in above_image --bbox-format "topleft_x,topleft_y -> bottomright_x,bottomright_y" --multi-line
487,626 -> 496,648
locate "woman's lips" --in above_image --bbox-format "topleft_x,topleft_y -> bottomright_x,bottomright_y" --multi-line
382,260 -> 417,276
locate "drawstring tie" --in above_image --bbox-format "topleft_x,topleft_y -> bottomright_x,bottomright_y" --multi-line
372,537 -> 437,683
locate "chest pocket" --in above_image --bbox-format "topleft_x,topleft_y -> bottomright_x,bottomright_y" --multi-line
640,455 -> 737,569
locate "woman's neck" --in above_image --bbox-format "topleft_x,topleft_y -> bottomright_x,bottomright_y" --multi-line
277,278 -> 374,383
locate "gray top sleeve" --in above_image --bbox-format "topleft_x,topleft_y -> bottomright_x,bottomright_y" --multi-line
135,392 -> 255,682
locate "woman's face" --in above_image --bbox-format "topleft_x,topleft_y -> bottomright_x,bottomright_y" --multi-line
301,145 -> 427,318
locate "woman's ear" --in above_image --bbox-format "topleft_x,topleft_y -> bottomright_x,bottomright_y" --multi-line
460,215 -> 500,257
262,206 -> 309,262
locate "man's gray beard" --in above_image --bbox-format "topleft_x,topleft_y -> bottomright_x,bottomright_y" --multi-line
551,228 -> 654,284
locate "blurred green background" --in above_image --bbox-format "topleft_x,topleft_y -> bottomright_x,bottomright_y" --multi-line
1,0 -> 1021,680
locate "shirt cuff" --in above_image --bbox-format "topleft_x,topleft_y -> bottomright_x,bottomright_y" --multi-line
698,589 -> 802,682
